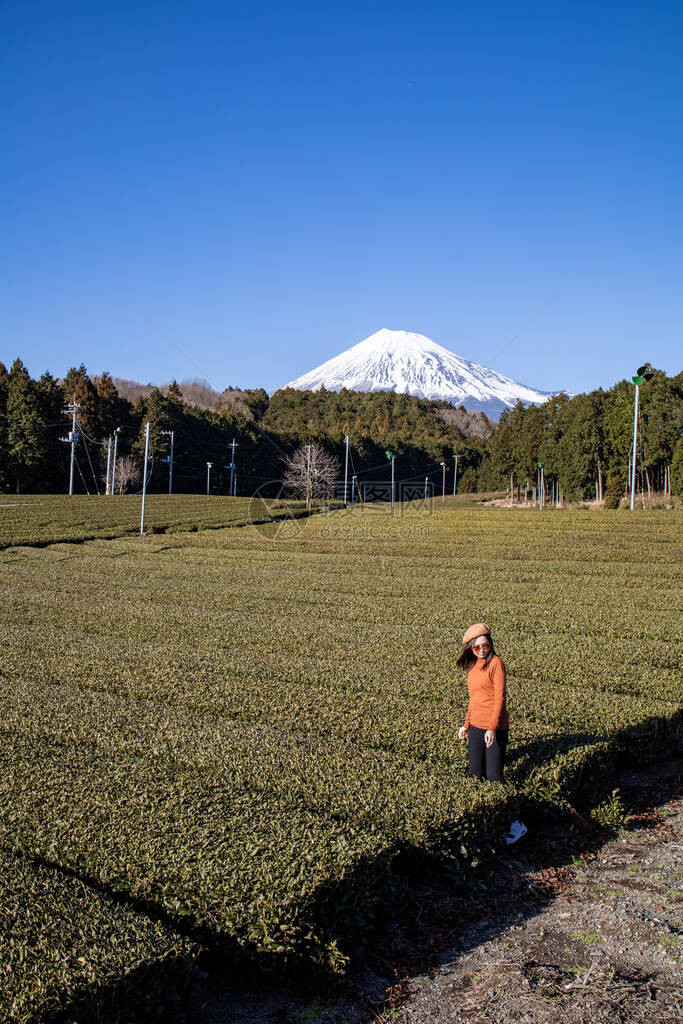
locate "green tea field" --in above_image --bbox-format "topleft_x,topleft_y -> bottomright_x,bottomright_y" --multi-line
1,498 -> 681,1022
0,494 -> 311,549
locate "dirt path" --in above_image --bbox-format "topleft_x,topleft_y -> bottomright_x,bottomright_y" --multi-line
174,760 -> 683,1024
381,760 -> 683,1024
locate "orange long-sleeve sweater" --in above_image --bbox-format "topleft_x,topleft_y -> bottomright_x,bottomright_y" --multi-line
464,654 -> 509,731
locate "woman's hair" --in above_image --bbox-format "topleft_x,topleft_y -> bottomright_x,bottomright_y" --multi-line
456,635 -> 497,671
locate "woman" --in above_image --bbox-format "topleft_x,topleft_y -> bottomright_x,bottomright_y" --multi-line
456,622 -> 509,783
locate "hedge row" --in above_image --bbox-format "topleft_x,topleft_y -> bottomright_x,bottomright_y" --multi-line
0,494 -> 312,549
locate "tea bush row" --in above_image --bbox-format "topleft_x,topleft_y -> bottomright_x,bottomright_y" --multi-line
0,847 -> 197,1024
0,494 -> 312,549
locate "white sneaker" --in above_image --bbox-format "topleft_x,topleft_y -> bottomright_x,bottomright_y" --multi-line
505,820 -> 528,845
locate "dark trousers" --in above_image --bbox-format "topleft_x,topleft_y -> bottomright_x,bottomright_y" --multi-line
468,725 -> 508,783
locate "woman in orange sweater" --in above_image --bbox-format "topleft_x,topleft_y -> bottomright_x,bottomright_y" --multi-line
456,622 -> 509,783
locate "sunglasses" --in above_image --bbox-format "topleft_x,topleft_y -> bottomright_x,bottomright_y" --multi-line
471,642 -> 490,652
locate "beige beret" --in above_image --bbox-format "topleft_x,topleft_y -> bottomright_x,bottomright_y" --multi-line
462,622 -> 491,645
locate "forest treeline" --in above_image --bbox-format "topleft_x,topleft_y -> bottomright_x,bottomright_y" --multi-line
1,358 -> 681,500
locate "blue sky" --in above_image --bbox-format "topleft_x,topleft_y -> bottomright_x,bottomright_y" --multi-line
2,0 -> 681,397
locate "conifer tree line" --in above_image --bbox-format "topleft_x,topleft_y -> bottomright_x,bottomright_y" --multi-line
1,357 -> 681,499
480,366 -> 683,503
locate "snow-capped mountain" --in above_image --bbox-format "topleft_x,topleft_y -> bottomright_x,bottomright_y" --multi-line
281,328 -> 560,419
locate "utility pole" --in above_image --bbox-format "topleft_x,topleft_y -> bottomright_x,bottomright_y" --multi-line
228,437 -> 238,497
304,444 -> 312,509
630,365 -> 654,510
385,451 -> 395,511
206,462 -> 212,495
69,396 -> 78,496
440,461 -> 446,503
111,427 -> 121,495
160,430 -> 174,494
540,465 -> 544,509
537,461 -> 544,510
140,422 -> 150,535
392,453 -> 395,511
60,395 -> 80,495
344,434 -> 349,506
453,454 -> 458,495
424,475 -> 428,500
105,437 -> 112,495
630,382 -> 640,510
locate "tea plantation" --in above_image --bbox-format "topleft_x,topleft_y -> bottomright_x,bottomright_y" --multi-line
0,494 -> 312,548
0,498 -> 681,1021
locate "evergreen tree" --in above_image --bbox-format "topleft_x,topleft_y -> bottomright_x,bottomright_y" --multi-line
604,471 -> 626,509
638,370 -> 683,491
63,364 -> 100,440
6,359 -> 48,493
671,437 -> 683,498
0,363 -> 9,491
604,379 -> 636,478
93,371 -> 124,437
36,372 -> 68,491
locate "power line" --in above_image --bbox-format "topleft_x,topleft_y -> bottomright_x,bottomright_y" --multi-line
73,454 -> 90,494
130,301 -> 290,463
75,419 -> 108,446
79,429 -> 101,493
487,299 -> 554,367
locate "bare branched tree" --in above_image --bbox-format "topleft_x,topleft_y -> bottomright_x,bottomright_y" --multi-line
282,443 -> 340,508
114,456 -> 141,494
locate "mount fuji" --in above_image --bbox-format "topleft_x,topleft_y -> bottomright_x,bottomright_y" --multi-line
281,329 -> 560,419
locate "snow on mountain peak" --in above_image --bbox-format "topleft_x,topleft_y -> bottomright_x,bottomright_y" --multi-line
281,328 -> 561,419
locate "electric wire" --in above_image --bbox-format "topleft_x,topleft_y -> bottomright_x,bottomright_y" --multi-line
73,455 -> 90,495
77,425 -> 101,494
132,452 -> 155,495
75,420 -> 108,447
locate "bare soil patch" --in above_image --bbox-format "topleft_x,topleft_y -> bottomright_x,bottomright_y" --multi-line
168,760 -> 682,1024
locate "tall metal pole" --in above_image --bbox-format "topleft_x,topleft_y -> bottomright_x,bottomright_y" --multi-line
168,430 -> 174,494
305,444 -> 312,509
453,454 -> 458,495
344,434 -> 349,506
206,462 -> 212,495
440,462 -> 445,502
424,475 -> 428,499
160,429 -> 174,494
630,383 -> 640,510
140,422 -> 150,535
228,438 -> 238,497
69,396 -> 78,495
111,428 -> 119,496
391,453 -> 395,511
104,436 -> 111,495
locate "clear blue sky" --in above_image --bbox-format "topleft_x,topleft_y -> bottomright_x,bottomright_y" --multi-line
2,0 -> 681,397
